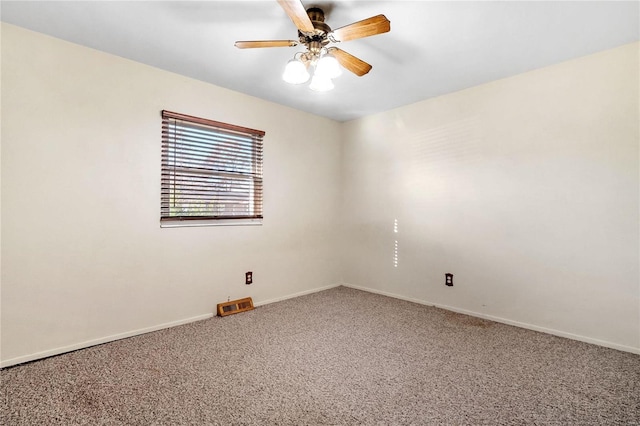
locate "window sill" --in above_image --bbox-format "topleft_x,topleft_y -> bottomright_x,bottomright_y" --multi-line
160,218 -> 263,228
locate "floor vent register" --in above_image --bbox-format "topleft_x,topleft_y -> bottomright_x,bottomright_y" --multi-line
217,297 -> 254,317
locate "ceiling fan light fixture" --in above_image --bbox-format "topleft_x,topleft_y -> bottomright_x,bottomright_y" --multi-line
315,53 -> 342,79
236,1 -> 391,90
309,74 -> 334,92
282,58 -> 310,84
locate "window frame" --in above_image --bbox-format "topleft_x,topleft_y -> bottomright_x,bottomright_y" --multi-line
160,110 -> 264,227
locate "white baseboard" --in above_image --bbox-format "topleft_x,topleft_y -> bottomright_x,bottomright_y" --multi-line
254,283 -> 342,307
6,282 -> 633,368
1,313 -> 214,369
1,283 -> 343,369
341,283 -> 640,355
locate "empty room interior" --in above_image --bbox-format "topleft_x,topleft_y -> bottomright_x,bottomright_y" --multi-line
1,1 -> 639,424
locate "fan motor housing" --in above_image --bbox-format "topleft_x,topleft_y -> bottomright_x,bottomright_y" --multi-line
298,7 -> 331,47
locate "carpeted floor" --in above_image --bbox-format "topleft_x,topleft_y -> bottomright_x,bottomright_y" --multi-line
2,286 -> 639,425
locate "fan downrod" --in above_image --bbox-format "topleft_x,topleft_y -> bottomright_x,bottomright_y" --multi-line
306,7 -> 325,22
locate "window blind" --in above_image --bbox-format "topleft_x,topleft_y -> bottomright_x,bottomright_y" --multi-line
161,110 -> 264,222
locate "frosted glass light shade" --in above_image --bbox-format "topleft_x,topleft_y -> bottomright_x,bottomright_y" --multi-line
282,59 -> 310,84
315,54 -> 342,79
309,74 -> 334,92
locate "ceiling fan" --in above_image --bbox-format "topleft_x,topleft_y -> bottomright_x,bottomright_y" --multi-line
234,0 -> 391,91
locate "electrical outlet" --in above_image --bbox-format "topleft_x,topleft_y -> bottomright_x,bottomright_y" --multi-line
445,273 -> 453,286
245,271 -> 253,285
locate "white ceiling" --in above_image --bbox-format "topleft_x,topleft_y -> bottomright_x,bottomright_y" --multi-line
2,1 -> 638,122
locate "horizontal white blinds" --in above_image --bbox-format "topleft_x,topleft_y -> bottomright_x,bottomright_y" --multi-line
161,110 -> 264,221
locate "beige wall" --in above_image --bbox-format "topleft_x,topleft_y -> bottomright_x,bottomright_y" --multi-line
1,24 -> 343,366
341,42 -> 639,352
2,23 -> 638,367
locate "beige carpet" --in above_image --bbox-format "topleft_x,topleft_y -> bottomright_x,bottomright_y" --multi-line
2,286 -> 639,425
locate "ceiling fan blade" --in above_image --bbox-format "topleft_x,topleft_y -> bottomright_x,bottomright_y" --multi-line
331,14 -> 390,42
328,47 -> 372,77
276,0 -> 315,33
234,40 -> 299,49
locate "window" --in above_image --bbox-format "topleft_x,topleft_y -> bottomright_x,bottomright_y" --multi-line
161,110 -> 264,226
